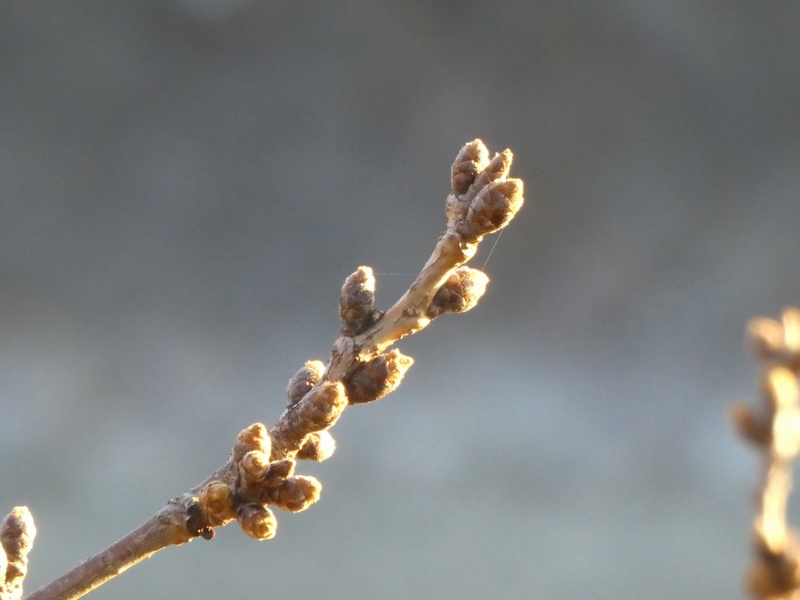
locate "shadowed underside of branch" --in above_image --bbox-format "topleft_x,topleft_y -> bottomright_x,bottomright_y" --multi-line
3,139 -> 525,600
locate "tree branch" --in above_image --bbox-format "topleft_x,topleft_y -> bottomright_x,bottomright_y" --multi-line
12,139 -> 525,600
732,308 -> 800,599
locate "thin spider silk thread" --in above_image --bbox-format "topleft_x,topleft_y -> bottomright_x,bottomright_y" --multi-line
481,229 -> 504,271
375,231 -> 504,278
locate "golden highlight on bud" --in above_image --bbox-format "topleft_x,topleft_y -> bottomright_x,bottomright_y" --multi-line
239,450 -> 271,485
286,360 -> 325,407
426,266 -> 489,318
344,349 -> 414,405
233,423 -> 271,463
296,430 -> 337,461
340,266 -> 377,336
236,503 -> 277,540
451,139 -> 490,195
472,149 -> 513,193
198,481 -> 234,523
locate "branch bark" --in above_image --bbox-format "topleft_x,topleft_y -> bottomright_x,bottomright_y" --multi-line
13,139 -> 525,600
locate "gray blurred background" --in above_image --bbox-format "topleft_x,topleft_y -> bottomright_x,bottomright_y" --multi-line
1,1 -> 799,598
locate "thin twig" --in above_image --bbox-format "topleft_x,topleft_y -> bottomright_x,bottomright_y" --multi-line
14,139 -> 524,600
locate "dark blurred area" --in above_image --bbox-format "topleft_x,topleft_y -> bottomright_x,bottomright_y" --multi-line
2,2 -> 799,598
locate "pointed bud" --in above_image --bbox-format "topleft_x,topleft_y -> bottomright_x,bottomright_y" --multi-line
198,481 -> 234,524
340,267 -> 376,336
459,179 -> 524,242
236,503 -> 277,540
472,149 -> 513,193
264,476 -> 322,512
451,139 -> 489,194
286,360 -> 325,407
296,430 -> 337,462
233,423 -> 271,463
344,349 -> 414,405
426,267 -> 489,318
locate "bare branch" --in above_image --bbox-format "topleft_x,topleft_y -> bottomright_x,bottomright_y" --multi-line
20,139 -> 525,600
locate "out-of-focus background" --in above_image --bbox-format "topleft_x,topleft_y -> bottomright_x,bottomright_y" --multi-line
2,2 -> 799,598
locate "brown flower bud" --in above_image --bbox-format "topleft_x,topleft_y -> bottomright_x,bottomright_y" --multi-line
729,402 -> 770,447
459,178 -> 524,242
344,349 -> 413,405
286,360 -> 325,407
233,423 -> 271,463
340,266 -> 376,336
451,139 -> 489,195
239,450 -> 271,485
426,267 -> 489,318
0,507 -> 35,559
264,476 -> 322,513
1,506 -> 36,591
472,149 -> 513,194
299,381 -> 347,430
746,538 -> 800,599
198,481 -> 234,524
296,430 -> 336,462
271,381 -> 348,458
262,459 -> 295,488
236,503 -> 277,541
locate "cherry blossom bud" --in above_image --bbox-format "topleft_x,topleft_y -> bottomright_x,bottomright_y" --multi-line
340,267 -> 377,336
344,349 -> 413,405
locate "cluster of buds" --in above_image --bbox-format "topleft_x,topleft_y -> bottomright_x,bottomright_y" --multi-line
187,139 -> 522,548
731,308 -> 800,598
446,139 -> 524,245
1,506 -> 36,600
190,423 -> 323,541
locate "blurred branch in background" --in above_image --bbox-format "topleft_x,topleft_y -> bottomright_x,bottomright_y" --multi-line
2,139 -> 524,600
732,308 -> 800,599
